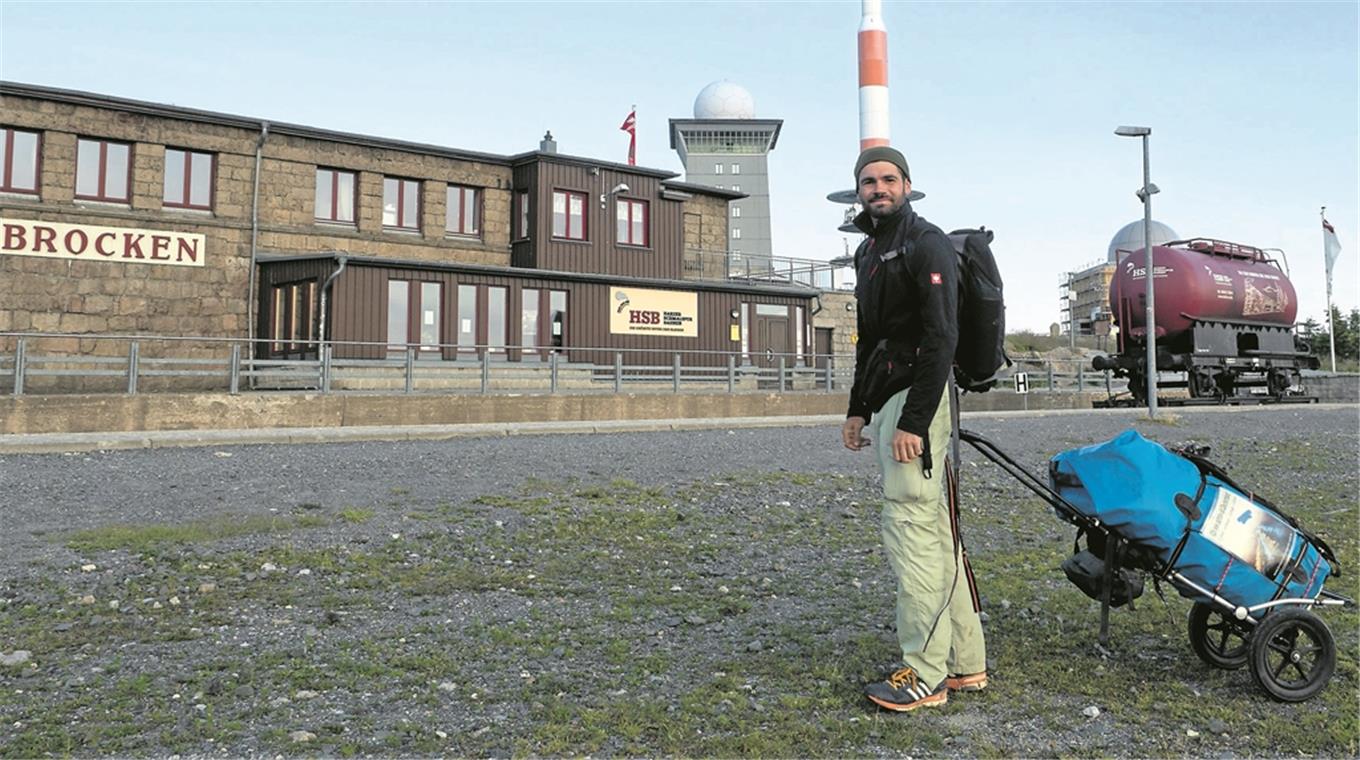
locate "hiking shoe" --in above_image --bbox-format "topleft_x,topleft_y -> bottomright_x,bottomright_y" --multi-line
864,667 -> 948,712
944,671 -> 988,691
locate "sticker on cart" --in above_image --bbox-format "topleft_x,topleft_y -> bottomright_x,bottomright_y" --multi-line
1201,487 -> 1296,578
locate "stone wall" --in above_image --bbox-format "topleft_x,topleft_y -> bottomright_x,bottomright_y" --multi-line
0,92 -> 515,360
812,290 -> 857,360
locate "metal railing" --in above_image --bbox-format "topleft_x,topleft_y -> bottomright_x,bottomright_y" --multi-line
682,249 -> 854,291
0,332 -> 1122,399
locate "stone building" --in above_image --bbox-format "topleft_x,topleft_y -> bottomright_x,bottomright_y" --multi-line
1,82 -> 828,389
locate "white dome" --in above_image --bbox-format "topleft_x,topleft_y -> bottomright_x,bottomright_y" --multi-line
1108,219 -> 1178,262
693,80 -> 755,119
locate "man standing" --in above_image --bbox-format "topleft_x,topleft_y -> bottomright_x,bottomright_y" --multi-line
841,146 -> 987,712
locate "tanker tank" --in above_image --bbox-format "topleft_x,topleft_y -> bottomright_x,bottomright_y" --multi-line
1094,238 -> 1318,406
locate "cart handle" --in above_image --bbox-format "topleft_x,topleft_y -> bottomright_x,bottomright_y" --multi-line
957,429 -> 1098,530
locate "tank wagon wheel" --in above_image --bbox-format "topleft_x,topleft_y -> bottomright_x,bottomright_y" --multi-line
1188,602 -> 1250,669
1248,608 -> 1335,702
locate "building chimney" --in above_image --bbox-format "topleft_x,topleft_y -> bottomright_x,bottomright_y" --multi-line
540,131 -> 557,153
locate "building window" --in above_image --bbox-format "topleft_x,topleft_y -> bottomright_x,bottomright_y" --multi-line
387,280 -> 443,355
732,228 -> 742,239
315,168 -> 356,225
383,177 -> 421,231
458,284 -> 478,353
163,148 -> 213,210
714,163 -> 724,174
75,138 -> 130,203
517,191 -> 530,239
551,189 -> 587,240
487,286 -> 508,353
549,290 -> 567,349
271,280 -> 317,355
731,184 -> 740,193
0,127 -> 40,195
616,198 -> 648,246
447,184 -> 481,237
731,163 -> 741,174
731,206 -> 741,218
795,305 -> 805,365
521,288 -> 539,353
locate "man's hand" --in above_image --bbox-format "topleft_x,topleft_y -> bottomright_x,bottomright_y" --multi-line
891,430 -> 924,463
842,417 -> 871,451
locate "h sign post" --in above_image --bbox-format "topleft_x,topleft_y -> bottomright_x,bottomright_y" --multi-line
1014,372 -> 1029,394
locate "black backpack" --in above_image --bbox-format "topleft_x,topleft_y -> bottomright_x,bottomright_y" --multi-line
947,228 -> 1010,392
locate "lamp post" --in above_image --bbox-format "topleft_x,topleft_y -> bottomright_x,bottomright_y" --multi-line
1115,125 -> 1159,418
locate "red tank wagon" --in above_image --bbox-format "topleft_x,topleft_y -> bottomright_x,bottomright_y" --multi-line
1093,239 -> 1319,404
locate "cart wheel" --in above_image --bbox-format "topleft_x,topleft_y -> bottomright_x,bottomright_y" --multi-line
1248,608 -> 1335,702
1188,602 -> 1249,670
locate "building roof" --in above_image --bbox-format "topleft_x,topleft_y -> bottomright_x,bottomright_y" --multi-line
659,180 -> 748,200
0,80 -> 688,178
257,252 -> 819,298
667,118 -> 784,151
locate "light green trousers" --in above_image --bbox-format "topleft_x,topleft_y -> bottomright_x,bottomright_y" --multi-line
873,385 -> 987,688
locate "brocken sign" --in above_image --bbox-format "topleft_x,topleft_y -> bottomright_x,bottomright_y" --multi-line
609,286 -> 698,337
0,218 -> 206,267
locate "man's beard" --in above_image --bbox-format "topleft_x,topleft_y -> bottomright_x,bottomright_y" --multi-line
864,195 -> 905,220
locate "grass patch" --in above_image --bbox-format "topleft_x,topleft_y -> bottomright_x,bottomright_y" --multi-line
63,513 -> 328,553
337,507 -> 375,524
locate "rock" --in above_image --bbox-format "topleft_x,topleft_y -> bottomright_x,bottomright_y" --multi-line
289,730 -> 316,743
78,595 -> 95,605
1000,599 -> 1012,610
437,681 -> 457,693
1207,718 -> 1227,735
198,583 -> 216,594
746,640 -> 763,652
1082,706 -> 1100,719
80,564 -> 97,572
1,651 -> 32,667
294,690 -> 320,700
1187,729 -> 1200,738
979,611 -> 990,623
260,563 -> 278,573
53,623 -> 73,633
107,600 -> 119,610
297,569 -> 311,576
684,615 -> 707,626
662,616 -> 682,627
169,596 -> 181,606
234,685 -> 255,699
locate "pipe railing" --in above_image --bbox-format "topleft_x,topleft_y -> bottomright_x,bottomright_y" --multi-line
0,331 -> 1116,398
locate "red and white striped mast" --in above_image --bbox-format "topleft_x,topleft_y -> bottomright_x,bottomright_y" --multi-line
858,0 -> 890,150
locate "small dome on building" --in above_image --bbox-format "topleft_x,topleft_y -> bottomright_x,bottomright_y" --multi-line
1108,219 -> 1178,262
693,80 -> 756,119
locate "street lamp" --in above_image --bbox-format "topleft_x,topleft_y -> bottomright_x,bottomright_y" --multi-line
1115,125 -> 1159,418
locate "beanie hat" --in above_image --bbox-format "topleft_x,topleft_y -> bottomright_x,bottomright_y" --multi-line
853,146 -> 911,182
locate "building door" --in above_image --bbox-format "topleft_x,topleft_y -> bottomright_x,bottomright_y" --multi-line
757,317 -> 789,368
814,327 -> 833,369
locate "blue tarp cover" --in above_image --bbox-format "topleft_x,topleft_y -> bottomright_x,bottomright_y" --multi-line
1049,429 -> 1330,614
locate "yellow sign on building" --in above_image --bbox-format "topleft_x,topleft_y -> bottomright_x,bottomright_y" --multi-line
609,286 -> 698,337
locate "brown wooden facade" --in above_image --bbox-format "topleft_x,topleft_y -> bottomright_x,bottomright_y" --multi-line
259,255 -> 818,368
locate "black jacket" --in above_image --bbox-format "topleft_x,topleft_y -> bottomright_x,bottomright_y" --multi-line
846,201 -> 958,436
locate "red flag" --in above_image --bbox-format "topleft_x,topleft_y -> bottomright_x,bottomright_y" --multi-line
619,108 -> 636,165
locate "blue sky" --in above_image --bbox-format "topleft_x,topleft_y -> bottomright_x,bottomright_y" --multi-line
2,0 -> 1355,332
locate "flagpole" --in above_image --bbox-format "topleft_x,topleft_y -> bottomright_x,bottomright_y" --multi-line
1323,206 -> 1337,373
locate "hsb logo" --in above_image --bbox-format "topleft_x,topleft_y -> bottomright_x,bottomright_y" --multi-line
629,310 -> 661,324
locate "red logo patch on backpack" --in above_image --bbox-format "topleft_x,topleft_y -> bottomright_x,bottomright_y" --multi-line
930,272 -> 942,285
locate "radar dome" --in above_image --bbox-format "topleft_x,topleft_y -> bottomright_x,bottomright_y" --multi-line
694,80 -> 755,119
1108,219 -> 1178,263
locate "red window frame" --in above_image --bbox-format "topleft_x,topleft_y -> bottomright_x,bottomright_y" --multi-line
75,137 -> 132,203
616,197 -> 649,247
446,184 -> 482,237
163,148 -> 215,210
0,127 -> 41,195
315,168 -> 357,224
551,189 -> 588,241
383,177 -> 421,231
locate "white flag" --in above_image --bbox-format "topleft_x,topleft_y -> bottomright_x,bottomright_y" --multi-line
1323,218 -> 1343,282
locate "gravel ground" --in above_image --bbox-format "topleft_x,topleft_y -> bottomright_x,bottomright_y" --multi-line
1,405 -> 1356,757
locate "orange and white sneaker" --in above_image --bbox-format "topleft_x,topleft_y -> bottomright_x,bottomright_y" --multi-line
944,671 -> 988,691
864,667 -> 948,712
